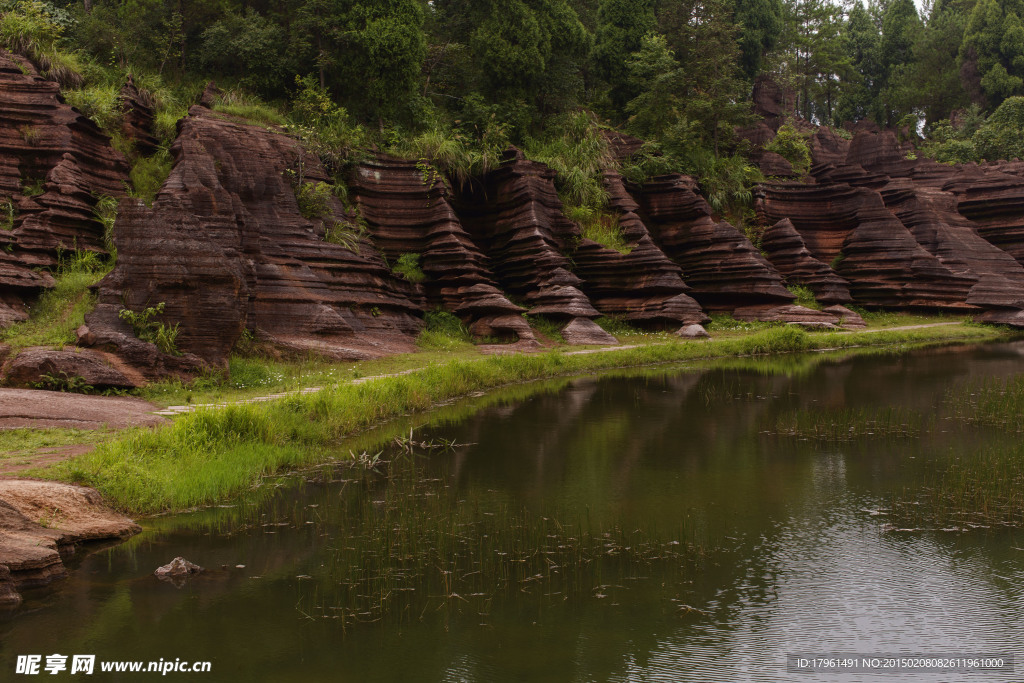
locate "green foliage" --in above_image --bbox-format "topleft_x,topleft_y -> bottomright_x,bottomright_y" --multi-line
593,0 -> 656,111
92,194 -> 118,256
1,257 -> 106,350
524,315 -> 565,343
289,74 -> 368,173
417,309 -> 473,350
593,316 -> 639,336
31,371 -> 94,393
63,82 -> 122,132
128,150 -> 172,205
118,302 -> 180,355
690,153 -> 763,217
392,253 -> 426,284
0,197 -> 15,231
564,206 -> 632,254
198,10 -> 289,98
21,176 -> 44,197
972,96 -> 1024,160
787,284 -> 821,310
764,124 -> 811,176
212,89 -> 288,127
396,120 -> 509,188
525,110 -> 614,209
0,0 -> 82,88
295,180 -> 332,220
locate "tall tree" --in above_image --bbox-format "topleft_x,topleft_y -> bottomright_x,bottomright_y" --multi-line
593,0 -> 656,114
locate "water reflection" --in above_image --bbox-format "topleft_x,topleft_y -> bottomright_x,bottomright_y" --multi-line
2,341 -> 1024,682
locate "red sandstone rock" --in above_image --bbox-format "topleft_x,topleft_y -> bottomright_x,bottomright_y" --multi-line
561,317 -> 618,345
0,49 -> 128,323
118,75 -> 159,155
751,75 -> 796,131
0,480 -> 140,603
809,128 -> 850,167
3,346 -> 139,389
760,218 -> 853,304
759,182 -> 976,308
350,154 -> 532,340
86,104 -> 423,368
631,174 -> 797,315
452,149 -> 601,320
567,171 -> 708,327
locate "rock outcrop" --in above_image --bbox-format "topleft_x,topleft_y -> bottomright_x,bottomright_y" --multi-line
631,174 -> 801,316
84,103 -> 424,370
568,171 -> 708,328
452,150 -> 600,321
759,217 -> 853,304
118,75 -> 159,155
0,480 -> 140,606
351,154 -> 533,342
0,49 -> 128,326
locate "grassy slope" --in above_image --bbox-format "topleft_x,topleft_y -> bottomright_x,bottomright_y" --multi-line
29,322 -> 1007,515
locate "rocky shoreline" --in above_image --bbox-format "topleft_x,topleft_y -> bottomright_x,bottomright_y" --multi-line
0,479 -> 141,607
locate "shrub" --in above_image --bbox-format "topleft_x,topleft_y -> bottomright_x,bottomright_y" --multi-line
128,150 -> 172,205
787,284 -> 820,310
118,302 -> 180,355
564,206 -> 631,254
764,124 -> 811,176
392,253 -> 426,283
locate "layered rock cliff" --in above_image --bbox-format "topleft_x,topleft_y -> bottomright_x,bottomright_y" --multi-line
4,63 -> 1024,389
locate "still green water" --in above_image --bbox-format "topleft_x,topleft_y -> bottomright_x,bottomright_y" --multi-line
3,342 -> 1024,682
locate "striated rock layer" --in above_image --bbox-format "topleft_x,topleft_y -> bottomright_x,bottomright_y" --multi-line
83,103 -> 423,370
631,175 -> 798,312
0,49 -> 128,325
760,218 -> 853,304
452,149 -> 600,320
350,154 -> 533,341
568,171 -> 708,327
759,181 -> 976,309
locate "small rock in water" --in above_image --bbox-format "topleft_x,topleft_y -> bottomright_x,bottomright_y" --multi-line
154,557 -> 203,587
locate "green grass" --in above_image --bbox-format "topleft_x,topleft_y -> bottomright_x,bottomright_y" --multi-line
787,284 -> 821,310
1,267 -> 106,350
890,443 -> 1024,529
0,428 -> 114,469
416,310 -> 473,351
34,322 -> 1005,515
128,150 -> 173,205
525,314 -> 565,343
391,252 -> 426,284
944,375 -> 1024,432
772,406 -> 924,441
565,206 -> 632,254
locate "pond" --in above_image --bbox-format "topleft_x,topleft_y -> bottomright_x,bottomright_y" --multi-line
3,341 -> 1024,681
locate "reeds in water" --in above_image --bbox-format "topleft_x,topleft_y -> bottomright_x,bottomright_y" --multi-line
772,407 -> 925,442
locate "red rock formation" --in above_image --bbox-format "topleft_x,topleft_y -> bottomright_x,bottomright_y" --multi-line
350,154 -> 533,341
568,171 -> 708,327
809,128 -> 850,167
118,75 -> 159,155
83,103 -> 423,369
452,149 -> 600,320
0,49 -> 128,325
631,174 -> 798,314
881,180 -> 1024,323
759,217 -> 853,304
759,181 -> 976,308
751,75 -> 796,131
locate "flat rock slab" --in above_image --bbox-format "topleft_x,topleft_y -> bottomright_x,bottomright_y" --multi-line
0,480 -> 141,605
0,388 -> 166,429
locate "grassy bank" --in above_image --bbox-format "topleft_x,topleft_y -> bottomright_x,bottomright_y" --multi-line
34,324 -> 1007,514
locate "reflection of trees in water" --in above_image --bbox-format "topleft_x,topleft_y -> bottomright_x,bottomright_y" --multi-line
5,342 -> 1024,681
